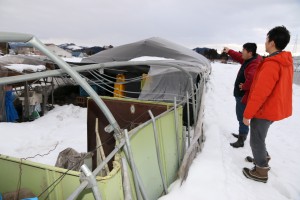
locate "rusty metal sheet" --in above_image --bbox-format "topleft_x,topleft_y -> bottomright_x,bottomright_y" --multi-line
87,97 -> 169,170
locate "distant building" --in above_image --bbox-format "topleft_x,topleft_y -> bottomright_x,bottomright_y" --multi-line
72,51 -> 85,58
0,42 -> 9,55
103,45 -> 114,50
15,46 -> 35,55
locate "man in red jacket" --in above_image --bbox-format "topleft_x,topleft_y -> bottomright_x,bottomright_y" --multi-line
223,44 -> 262,148
243,26 -> 293,183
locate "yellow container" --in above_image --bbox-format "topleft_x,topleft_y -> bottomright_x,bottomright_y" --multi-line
113,74 -> 125,98
141,73 -> 148,89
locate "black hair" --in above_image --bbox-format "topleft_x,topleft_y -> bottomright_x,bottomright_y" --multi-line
243,43 -> 257,55
267,26 -> 290,50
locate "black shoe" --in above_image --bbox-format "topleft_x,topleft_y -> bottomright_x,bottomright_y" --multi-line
245,156 -> 254,163
232,133 -> 247,141
230,135 -> 246,148
245,156 -> 271,170
232,133 -> 239,139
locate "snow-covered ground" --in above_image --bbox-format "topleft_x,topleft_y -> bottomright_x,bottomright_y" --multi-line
0,62 -> 299,199
160,62 -> 300,200
0,105 -> 87,165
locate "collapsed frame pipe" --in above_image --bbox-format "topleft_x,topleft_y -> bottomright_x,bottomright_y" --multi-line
80,164 -> 102,200
67,139 -> 126,200
173,97 -> 181,166
148,110 -> 168,195
186,92 -> 191,147
0,32 -> 202,198
124,129 -> 142,200
0,32 -> 122,136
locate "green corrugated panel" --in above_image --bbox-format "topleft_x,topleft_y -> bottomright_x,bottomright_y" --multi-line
0,155 -> 124,199
0,106 -> 183,200
127,106 -> 183,200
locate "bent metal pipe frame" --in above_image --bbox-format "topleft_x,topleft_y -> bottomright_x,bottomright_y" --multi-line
0,58 -> 197,128
0,32 -> 122,136
0,32 -> 203,199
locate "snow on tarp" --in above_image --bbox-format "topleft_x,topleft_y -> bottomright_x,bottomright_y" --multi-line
82,37 -> 211,70
62,57 -> 83,63
130,56 -> 174,61
4,64 -> 46,72
81,38 -> 211,102
0,55 -> 47,73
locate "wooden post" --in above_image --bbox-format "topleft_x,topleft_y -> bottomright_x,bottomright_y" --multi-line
95,118 -> 110,176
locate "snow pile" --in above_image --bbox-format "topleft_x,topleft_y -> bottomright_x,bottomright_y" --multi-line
0,105 -> 87,165
160,62 -> 300,200
4,64 -> 46,72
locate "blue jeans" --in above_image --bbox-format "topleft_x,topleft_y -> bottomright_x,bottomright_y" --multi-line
235,97 -> 249,136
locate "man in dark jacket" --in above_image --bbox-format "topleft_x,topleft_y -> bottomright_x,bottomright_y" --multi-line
223,43 -> 262,148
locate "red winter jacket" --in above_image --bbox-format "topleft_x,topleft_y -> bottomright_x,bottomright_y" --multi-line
228,50 -> 262,104
244,51 -> 293,121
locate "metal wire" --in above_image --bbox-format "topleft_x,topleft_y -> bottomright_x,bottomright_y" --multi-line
38,135 -> 115,200
81,71 -> 186,99
35,87 -> 195,199
98,70 -> 146,83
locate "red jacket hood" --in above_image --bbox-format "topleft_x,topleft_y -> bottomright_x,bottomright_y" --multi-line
264,51 -> 293,68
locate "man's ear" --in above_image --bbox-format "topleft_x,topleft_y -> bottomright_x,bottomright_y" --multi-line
270,40 -> 276,48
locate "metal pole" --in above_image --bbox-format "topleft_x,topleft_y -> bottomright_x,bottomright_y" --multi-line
51,77 -> 54,107
148,110 -> 168,195
67,140 -> 125,200
0,32 -> 121,136
122,144 -> 149,200
186,92 -> 191,147
80,164 -> 102,200
181,125 -> 186,161
121,157 -> 133,200
124,129 -> 142,200
194,83 -> 200,124
31,36 -> 121,135
189,77 -> 196,128
196,81 -> 202,116
173,97 -> 181,166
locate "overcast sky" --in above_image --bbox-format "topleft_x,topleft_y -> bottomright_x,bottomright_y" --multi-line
1,0 -> 299,55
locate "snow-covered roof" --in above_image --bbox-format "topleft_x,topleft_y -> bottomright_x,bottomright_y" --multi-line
3,64 -> 46,73
82,37 -> 210,68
